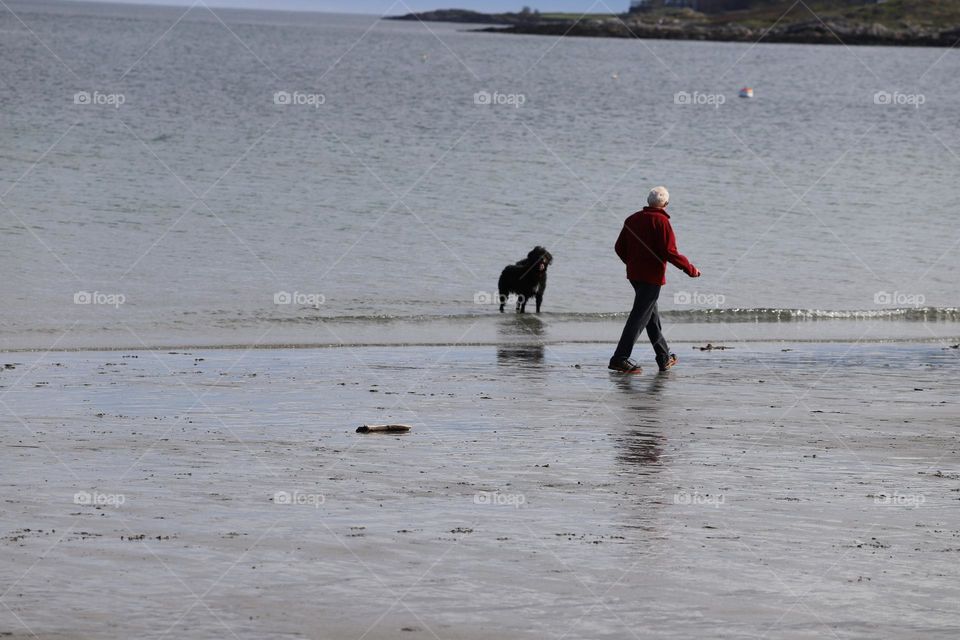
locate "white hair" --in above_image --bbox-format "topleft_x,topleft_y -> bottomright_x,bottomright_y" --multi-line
647,186 -> 669,208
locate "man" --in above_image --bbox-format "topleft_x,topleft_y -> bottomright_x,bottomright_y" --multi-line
609,186 -> 700,374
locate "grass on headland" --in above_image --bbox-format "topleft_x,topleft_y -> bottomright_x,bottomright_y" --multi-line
534,13 -> 619,20
500,1 -> 960,31
661,0 -> 960,30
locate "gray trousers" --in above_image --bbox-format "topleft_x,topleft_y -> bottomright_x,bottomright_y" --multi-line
612,280 -> 670,363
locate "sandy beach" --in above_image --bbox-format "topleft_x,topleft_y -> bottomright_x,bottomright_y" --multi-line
2,341 -> 958,639
3,3 -> 960,638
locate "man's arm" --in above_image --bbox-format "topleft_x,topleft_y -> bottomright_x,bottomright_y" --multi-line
664,220 -> 700,277
614,223 -> 630,264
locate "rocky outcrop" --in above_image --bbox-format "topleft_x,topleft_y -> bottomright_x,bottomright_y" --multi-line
391,9 -> 519,24
478,18 -> 960,47
389,9 -> 561,26
391,4 -> 960,48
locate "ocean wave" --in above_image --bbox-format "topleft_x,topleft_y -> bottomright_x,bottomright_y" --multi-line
262,307 -> 960,324
663,307 -> 960,322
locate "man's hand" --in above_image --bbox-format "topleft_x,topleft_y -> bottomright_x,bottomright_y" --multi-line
690,266 -> 701,278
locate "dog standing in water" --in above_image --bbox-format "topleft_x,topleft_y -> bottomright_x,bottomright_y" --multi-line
498,246 -> 553,313
609,187 -> 700,374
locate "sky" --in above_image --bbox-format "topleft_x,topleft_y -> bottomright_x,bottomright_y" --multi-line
65,0 -> 622,15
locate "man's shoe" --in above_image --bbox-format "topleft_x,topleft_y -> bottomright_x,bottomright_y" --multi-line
658,353 -> 678,372
608,358 -> 642,374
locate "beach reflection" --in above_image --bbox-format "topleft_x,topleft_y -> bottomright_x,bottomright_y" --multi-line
498,314 -> 546,338
496,315 -> 546,366
496,344 -> 545,365
618,429 -> 666,467
613,374 -> 668,470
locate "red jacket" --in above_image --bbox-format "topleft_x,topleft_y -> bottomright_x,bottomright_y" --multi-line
615,207 -> 697,285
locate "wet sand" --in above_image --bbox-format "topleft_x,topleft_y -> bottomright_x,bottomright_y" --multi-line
1,342 -> 959,639
3,312 -> 960,351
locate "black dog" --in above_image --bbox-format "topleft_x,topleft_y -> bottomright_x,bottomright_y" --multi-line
498,246 -> 553,313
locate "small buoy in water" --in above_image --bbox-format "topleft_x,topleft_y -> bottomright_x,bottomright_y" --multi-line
421,53 -> 428,62
356,424 -> 412,434
611,72 -> 619,80
739,87 -> 754,98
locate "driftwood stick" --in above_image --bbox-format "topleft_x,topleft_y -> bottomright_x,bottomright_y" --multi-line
694,343 -> 733,351
356,424 -> 412,434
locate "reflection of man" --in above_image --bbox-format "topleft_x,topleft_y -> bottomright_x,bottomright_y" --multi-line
609,186 -> 700,374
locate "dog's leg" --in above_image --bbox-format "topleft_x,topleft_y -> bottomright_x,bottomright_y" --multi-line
536,273 -> 547,314
498,291 -> 507,313
518,294 -> 527,313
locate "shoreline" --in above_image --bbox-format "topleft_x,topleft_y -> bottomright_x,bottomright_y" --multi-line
474,21 -> 960,48
2,312 -> 958,353
1,334 -> 959,354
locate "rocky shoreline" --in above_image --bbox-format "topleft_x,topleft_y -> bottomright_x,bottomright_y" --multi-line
391,10 -> 960,48
390,8 -> 528,25
478,19 -> 960,47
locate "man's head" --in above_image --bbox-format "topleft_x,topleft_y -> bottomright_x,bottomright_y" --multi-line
647,186 -> 669,209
